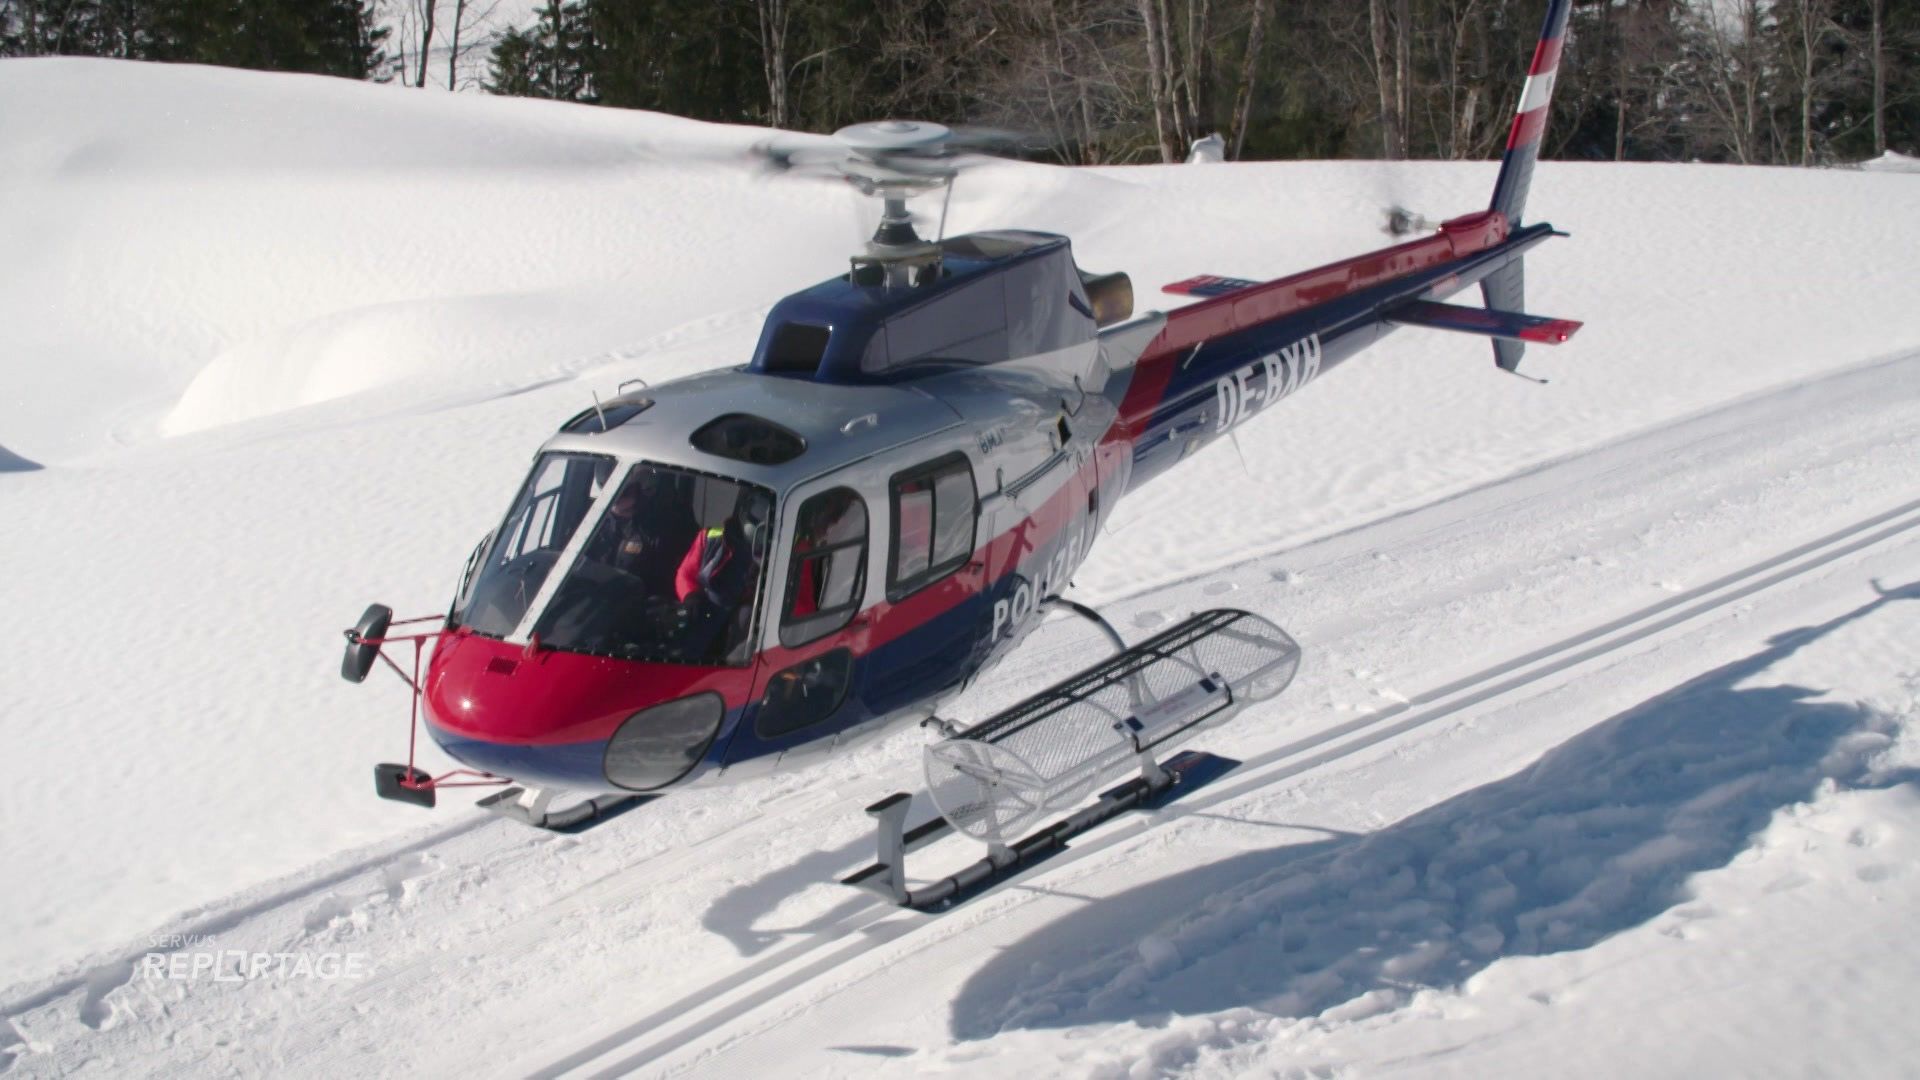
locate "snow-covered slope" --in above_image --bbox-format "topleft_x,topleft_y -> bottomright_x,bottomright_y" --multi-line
1,57 -> 1917,1077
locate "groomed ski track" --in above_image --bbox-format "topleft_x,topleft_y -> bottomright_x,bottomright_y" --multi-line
541,495 -> 1920,1080
9,349 -> 1918,1078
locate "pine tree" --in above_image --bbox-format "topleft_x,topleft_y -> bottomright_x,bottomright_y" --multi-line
485,1 -> 595,102
585,0 -> 757,119
486,25 -> 539,96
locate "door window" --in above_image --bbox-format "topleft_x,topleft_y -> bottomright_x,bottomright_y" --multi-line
780,488 -> 868,648
755,649 -> 855,738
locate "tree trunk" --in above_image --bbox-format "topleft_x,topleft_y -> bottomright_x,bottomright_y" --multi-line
756,0 -> 791,130
1799,0 -> 1814,165
1157,0 -> 1187,150
1742,0 -> 1759,164
417,0 -> 436,87
1872,0 -> 1886,156
1369,0 -> 1402,158
1615,93 -> 1627,161
1228,0 -> 1269,160
1394,0 -> 1410,158
1613,2 -> 1628,162
545,0 -> 562,99
448,0 -> 467,90
1179,0 -> 1212,144
1138,0 -> 1179,162
1444,0 -> 1481,159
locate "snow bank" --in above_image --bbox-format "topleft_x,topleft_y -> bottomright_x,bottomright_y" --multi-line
1861,150 -> 1920,173
0,58 -> 848,454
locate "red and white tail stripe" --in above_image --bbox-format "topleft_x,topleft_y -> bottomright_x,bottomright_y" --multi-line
1507,32 -> 1565,149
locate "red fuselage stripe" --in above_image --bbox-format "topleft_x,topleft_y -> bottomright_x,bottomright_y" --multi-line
1109,211 -> 1510,444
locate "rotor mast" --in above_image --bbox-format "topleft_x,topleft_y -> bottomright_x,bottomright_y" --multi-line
835,121 -> 960,290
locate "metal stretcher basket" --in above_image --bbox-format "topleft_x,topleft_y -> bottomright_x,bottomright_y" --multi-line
924,608 -> 1299,846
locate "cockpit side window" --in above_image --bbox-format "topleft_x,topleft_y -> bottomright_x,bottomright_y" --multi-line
888,453 -> 977,600
454,452 -> 611,638
781,488 -> 868,648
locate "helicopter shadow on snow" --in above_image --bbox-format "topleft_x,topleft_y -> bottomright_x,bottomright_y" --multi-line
947,581 -> 1920,1041
701,838 -> 879,956
699,617 -> 1137,956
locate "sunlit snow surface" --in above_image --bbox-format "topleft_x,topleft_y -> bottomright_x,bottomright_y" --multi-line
2,57 -> 1918,1078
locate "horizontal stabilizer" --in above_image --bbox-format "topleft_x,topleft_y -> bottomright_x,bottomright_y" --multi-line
1163,274 -> 1261,298
1386,299 -> 1581,344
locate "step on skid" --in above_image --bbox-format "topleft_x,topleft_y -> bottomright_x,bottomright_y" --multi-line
844,607 -> 1300,911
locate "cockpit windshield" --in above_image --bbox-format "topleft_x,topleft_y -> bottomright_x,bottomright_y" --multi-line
455,452 -> 612,638
532,463 -> 774,667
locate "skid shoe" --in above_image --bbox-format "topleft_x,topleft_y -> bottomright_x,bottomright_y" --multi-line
475,786 -> 650,833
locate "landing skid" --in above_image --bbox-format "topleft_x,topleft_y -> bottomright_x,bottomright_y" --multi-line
475,786 -> 651,833
844,606 -> 1299,911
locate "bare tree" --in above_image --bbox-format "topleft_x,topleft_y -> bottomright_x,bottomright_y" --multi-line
1681,0 -> 1770,163
1368,0 -> 1405,157
1226,0 -> 1268,159
417,0 -> 436,87
1871,0 -> 1885,155
1783,0 -> 1834,163
965,0 -> 1152,164
1178,0 -> 1213,145
756,0 -> 793,129
1137,0 -> 1180,160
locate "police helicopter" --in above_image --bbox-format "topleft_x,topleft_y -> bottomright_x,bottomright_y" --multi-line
343,0 -> 1578,908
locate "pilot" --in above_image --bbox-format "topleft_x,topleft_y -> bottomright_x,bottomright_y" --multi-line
604,470 -> 698,591
674,491 -> 768,660
605,482 -> 648,571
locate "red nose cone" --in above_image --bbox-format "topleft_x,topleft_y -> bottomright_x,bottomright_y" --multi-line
424,630 -> 749,746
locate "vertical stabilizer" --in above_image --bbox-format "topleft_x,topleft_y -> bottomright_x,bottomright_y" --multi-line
1484,0 -> 1571,374
1489,0 -> 1572,231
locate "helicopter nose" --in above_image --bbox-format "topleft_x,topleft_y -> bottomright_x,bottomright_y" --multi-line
424,632 -> 624,745
420,630 -> 750,790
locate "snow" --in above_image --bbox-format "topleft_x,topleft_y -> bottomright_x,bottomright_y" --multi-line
1860,150 -> 1920,174
3,56 -> 1919,1077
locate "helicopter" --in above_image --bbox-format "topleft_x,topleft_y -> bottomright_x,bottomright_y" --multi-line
343,0 -> 1578,907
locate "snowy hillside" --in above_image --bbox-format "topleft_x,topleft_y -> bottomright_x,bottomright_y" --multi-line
2,57 -> 1918,1077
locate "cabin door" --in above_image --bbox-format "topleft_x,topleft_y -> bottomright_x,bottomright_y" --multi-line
731,473 -> 877,771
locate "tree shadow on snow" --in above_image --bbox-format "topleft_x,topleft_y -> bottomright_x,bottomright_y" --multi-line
949,580 -> 1920,1040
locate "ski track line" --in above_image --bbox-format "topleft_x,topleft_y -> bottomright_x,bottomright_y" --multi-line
1097,347 -> 1920,606
531,496 -> 1920,1079
346,784 -> 844,1006
0,773 -> 829,1027
0,815 -> 491,1022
